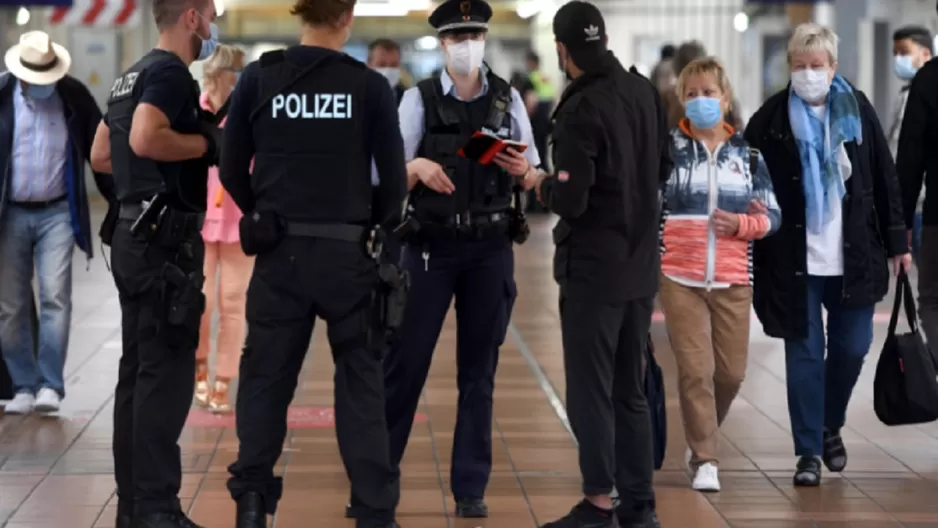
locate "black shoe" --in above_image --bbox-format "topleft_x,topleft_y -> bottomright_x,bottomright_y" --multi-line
117,514 -> 132,528
130,512 -> 204,528
345,497 -> 363,519
822,429 -> 847,472
540,500 -> 616,527
793,456 -> 822,487
616,503 -> 660,528
356,520 -> 400,528
455,498 -> 488,518
236,492 -> 266,528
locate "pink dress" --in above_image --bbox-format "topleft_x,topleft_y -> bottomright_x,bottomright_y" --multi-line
200,92 -> 243,243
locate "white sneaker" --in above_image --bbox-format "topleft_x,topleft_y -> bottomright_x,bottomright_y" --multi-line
34,388 -> 60,413
692,462 -> 721,492
5,392 -> 35,415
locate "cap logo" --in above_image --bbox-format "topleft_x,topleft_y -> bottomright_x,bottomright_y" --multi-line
584,25 -> 600,42
460,0 -> 471,20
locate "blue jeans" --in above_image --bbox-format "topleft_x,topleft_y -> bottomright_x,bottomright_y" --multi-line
0,202 -> 74,397
913,212 -> 923,267
784,275 -> 874,458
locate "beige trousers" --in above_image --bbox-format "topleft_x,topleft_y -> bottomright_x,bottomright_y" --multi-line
658,275 -> 752,467
196,242 -> 254,379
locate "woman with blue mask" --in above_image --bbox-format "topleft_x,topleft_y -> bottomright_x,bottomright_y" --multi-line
658,56 -> 781,494
744,23 -> 910,488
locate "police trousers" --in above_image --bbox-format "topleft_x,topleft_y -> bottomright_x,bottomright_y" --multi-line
226,236 -> 396,523
111,219 -> 205,517
560,294 -> 656,514
383,234 -> 516,502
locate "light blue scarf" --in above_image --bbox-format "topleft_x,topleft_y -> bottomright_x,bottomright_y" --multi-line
788,73 -> 862,234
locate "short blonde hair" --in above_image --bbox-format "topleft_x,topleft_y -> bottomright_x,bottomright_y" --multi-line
788,23 -> 839,65
202,44 -> 245,89
675,56 -> 734,102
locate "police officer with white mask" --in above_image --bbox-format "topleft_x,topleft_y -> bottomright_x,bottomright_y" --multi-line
218,0 -> 407,527
346,0 -> 540,521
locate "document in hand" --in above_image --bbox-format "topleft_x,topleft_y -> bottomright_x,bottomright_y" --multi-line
458,131 -> 527,165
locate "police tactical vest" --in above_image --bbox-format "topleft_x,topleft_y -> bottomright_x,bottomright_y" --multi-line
107,51 -> 207,211
249,49 -> 371,225
413,71 -> 514,219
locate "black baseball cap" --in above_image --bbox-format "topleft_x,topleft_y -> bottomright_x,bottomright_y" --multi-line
553,1 -> 606,70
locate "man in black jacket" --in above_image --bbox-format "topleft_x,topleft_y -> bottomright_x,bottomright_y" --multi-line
534,2 -> 669,527
897,3 -> 938,350
0,30 -> 114,417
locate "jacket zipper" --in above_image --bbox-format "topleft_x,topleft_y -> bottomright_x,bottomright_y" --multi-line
704,142 -> 724,291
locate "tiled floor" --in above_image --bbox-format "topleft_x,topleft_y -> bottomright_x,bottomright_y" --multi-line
2,205 -> 938,527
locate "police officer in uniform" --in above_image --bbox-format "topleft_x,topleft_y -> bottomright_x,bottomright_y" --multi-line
89,0 -> 221,527
347,0 -> 541,520
218,0 -> 407,527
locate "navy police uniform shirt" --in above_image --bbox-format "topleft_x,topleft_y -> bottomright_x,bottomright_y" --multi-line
220,46 -> 407,227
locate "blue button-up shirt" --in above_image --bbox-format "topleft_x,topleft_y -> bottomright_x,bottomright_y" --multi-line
9,82 -> 68,202
371,68 -> 541,185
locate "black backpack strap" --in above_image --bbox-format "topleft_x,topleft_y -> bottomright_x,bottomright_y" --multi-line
748,147 -> 761,176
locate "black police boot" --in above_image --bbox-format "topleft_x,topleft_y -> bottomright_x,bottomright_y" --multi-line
355,520 -> 400,528
117,513 -> 132,528
539,499 -> 616,527
455,498 -> 488,518
345,495 -> 363,519
616,501 -> 660,528
130,511 -> 204,528
236,491 -> 267,528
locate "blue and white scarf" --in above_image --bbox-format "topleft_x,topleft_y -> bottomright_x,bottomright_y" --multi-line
788,73 -> 862,234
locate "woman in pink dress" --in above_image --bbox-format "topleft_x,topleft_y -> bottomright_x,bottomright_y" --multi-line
195,44 -> 251,412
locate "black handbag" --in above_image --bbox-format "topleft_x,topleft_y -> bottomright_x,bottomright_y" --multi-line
644,334 -> 667,470
873,269 -> 938,426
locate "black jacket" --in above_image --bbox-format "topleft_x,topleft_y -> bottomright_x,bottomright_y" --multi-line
541,52 -> 671,302
0,73 -> 113,259
897,58 -> 938,228
745,86 -> 907,340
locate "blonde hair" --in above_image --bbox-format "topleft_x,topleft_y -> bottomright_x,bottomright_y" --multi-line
788,23 -> 839,65
202,44 -> 245,89
675,56 -> 734,103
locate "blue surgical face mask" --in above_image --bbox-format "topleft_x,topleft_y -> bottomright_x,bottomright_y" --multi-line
894,54 -> 918,81
684,96 -> 723,129
26,83 -> 56,100
197,21 -> 219,62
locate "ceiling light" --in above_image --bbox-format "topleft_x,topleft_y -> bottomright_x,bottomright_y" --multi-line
216,0 -> 225,16
355,2 -> 409,16
15,6 -> 29,27
516,0 -> 541,19
415,35 -> 438,51
733,12 -> 749,33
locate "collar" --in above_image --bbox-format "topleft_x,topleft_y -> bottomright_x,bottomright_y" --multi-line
439,65 -> 489,102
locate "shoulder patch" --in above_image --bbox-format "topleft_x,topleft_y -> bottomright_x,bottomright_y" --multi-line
259,50 -> 286,67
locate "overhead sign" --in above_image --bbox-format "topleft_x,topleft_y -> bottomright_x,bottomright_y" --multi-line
48,0 -> 140,27
0,0 -> 71,5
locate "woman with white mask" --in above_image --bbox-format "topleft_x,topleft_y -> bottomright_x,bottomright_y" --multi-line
362,0 -> 542,522
744,23 -> 910,487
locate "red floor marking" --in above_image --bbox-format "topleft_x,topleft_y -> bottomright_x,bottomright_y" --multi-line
186,406 -> 429,429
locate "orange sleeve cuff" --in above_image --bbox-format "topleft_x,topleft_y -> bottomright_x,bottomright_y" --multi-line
735,214 -> 770,240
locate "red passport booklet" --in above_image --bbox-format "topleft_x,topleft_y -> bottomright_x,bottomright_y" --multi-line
458,131 -> 528,165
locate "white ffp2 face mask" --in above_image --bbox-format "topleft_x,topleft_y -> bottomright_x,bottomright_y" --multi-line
446,40 -> 486,75
375,67 -> 401,88
790,68 -> 831,103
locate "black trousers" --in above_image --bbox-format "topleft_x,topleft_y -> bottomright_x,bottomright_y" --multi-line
560,294 -> 655,508
227,237 -> 396,523
111,220 -> 205,517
